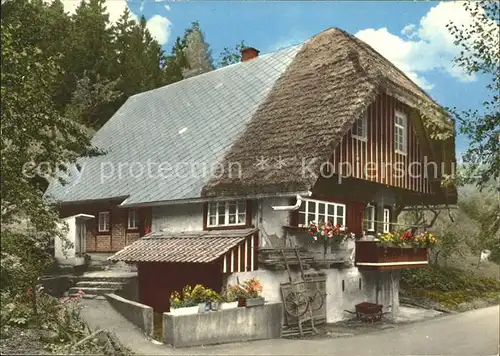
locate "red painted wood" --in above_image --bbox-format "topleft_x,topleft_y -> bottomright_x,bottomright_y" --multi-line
138,262 -> 223,313
354,241 -> 429,271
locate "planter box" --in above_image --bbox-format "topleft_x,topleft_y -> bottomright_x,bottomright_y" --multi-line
246,297 -> 265,308
355,241 -> 429,271
220,301 -> 238,310
169,306 -> 198,316
311,240 -> 354,265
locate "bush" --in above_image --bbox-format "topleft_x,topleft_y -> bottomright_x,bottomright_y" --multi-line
401,265 -> 500,308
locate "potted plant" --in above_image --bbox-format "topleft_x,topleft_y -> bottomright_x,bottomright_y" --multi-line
232,278 -> 265,308
219,287 -> 238,310
243,278 -> 265,307
308,220 -> 355,261
189,284 -> 220,313
169,286 -> 198,315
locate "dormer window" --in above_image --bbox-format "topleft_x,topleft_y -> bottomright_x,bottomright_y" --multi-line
353,111 -> 368,141
207,201 -> 247,227
395,110 -> 407,154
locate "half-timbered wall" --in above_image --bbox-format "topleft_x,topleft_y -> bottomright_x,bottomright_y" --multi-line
331,93 -> 432,194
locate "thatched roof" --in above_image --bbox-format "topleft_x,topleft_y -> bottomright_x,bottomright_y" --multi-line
202,28 -> 455,197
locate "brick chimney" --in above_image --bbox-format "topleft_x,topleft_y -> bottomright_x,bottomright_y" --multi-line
241,47 -> 260,62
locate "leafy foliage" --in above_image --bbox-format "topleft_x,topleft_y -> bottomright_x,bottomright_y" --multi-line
446,1 -> 500,189
401,265 -> 500,308
218,40 -> 247,67
1,21 -> 100,295
169,285 -> 221,308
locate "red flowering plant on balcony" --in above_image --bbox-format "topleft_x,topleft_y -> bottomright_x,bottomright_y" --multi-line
377,230 -> 438,248
308,220 -> 354,244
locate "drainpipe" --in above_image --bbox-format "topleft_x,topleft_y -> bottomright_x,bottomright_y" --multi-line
271,191 -> 312,211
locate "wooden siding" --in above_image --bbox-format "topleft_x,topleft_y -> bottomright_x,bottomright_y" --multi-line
331,93 -> 431,194
221,232 -> 259,273
138,262 -> 223,312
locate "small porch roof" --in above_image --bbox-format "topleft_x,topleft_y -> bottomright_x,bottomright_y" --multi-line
108,228 -> 258,263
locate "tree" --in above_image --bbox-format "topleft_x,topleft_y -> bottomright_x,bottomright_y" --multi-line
58,0 -> 114,111
1,23 -> 101,294
458,184 -> 500,265
447,1 -> 500,190
181,21 -> 214,78
218,41 -> 246,68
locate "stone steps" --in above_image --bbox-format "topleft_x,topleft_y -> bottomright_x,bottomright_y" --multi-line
69,286 -> 118,298
76,281 -> 124,289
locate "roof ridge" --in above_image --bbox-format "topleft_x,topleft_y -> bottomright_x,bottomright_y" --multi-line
131,43 -> 304,100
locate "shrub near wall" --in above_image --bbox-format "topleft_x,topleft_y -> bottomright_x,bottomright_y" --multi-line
401,265 -> 500,308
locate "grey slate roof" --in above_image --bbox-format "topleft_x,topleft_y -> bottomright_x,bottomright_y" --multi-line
44,45 -> 303,205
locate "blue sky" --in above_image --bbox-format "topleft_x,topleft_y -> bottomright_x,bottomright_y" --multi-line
84,0 -> 494,156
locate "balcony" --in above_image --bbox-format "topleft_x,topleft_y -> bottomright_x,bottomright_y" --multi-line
354,240 -> 429,271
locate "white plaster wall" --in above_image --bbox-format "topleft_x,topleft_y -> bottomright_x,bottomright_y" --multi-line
256,197 -> 291,248
226,268 -> 400,323
152,203 -> 204,233
55,216 -> 76,261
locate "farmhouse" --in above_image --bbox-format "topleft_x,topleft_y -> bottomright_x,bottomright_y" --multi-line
45,28 -> 456,325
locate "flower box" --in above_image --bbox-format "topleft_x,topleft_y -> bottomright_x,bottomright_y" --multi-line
220,301 -> 238,310
169,305 -> 198,315
355,241 -> 429,271
245,297 -> 265,308
198,302 -> 210,313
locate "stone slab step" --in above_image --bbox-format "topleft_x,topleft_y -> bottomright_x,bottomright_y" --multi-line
69,287 -> 117,297
78,271 -> 137,283
76,281 -> 124,289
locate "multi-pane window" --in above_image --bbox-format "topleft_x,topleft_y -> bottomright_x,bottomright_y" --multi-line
207,201 -> 247,227
383,208 -> 391,233
353,111 -> 368,140
128,209 -> 139,230
98,212 -> 110,232
364,204 -> 376,232
395,111 -> 407,154
298,198 -> 346,228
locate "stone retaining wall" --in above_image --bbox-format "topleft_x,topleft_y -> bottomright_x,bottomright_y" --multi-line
105,293 -> 153,337
163,302 -> 283,348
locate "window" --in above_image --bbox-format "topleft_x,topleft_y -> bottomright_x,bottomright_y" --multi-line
353,111 -> 368,140
298,198 -> 346,228
207,201 -> 247,227
98,212 -> 110,232
364,204 -> 375,232
383,208 -> 391,233
128,209 -> 139,230
395,111 -> 407,154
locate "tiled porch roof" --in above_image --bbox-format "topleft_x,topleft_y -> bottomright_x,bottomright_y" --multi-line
108,228 -> 258,263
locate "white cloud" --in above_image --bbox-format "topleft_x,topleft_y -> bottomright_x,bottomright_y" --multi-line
146,15 -> 172,45
164,4 -> 171,11
59,0 -> 138,24
355,1 -> 498,90
55,0 -> 172,45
